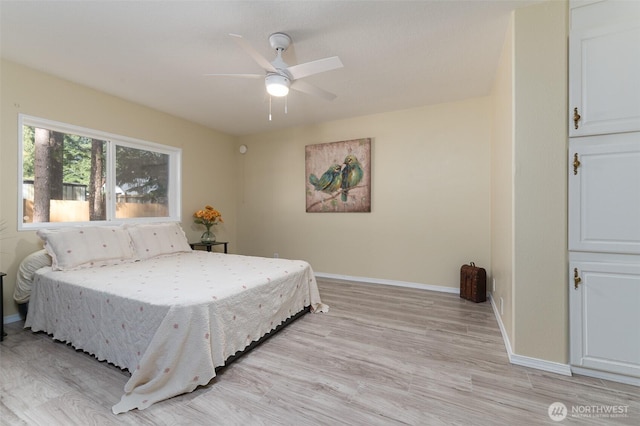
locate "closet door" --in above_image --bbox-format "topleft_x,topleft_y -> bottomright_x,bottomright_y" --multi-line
569,258 -> 640,378
568,133 -> 640,254
569,19 -> 640,137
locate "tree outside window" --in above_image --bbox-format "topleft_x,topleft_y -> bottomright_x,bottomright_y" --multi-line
19,115 -> 181,229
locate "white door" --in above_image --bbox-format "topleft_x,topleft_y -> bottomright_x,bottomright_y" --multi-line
569,19 -> 640,137
570,258 -> 640,378
568,133 -> 640,254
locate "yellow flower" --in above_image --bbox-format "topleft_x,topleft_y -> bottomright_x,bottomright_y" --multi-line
194,205 -> 223,229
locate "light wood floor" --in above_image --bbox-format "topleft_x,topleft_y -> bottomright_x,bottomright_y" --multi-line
1,279 -> 638,425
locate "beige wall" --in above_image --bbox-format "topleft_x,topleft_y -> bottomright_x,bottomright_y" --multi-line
0,60 -> 237,318
512,1 -> 568,362
491,14 -> 515,346
236,98 -> 492,288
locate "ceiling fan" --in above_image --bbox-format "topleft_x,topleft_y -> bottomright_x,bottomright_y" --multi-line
206,32 -> 343,103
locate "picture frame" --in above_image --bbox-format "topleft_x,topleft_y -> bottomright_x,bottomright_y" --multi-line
305,138 -> 371,212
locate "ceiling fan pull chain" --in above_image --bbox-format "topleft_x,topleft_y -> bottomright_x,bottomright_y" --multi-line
269,96 -> 272,121
285,95 -> 288,114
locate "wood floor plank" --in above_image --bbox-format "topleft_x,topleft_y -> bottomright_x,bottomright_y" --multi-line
1,278 -> 637,425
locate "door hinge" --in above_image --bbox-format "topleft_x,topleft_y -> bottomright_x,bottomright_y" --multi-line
573,267 -> 582,290
573,107 -> 581,130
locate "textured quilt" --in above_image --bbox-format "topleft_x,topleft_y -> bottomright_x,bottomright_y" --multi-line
25,251 -> 328,413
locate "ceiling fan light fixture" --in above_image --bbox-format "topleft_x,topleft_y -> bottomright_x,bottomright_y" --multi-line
265,74 -> 290,97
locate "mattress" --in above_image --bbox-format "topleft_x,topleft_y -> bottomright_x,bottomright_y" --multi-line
25,250 -> 327,413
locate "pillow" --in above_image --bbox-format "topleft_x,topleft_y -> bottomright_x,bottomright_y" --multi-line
14,249 -> 52,303
37,226 -> 135,271
126,222 -> 192,260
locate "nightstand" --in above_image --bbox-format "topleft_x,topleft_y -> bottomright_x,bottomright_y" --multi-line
1,272 -> 6,342
189,241 -> 228,253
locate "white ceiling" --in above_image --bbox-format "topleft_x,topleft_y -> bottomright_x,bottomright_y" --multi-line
0,0 -> 541,136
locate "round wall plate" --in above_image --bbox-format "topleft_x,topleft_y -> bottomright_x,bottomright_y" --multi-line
239,144 -> 248,154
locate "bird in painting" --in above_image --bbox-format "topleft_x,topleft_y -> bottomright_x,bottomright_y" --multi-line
341,154 -> 364,202
309,163 -> 343,194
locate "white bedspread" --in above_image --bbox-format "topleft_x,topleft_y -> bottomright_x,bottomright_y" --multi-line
25,251 -> 328,413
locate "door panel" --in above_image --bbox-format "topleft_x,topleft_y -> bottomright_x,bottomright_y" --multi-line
569,21 -> 640,136
570,259 -> 640,377
569,133 -> 640,254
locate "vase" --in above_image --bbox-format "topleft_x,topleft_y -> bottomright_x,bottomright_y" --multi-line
201,230 -> 216,243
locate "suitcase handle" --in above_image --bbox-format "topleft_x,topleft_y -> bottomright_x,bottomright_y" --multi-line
469,262 -> 475,267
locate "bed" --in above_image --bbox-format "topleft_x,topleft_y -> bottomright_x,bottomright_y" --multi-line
19,223 -> 328,413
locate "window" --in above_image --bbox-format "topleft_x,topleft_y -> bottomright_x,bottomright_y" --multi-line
19,114 -> 181,230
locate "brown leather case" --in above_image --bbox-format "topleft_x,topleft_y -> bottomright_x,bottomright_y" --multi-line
460,262 -> 487,303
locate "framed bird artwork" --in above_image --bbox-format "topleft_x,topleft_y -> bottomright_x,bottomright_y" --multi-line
305,138 -> 371,212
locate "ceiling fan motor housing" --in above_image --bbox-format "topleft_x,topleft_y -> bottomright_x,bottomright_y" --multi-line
269,32 -> 292,52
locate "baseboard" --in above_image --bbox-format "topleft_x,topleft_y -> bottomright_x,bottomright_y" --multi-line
488,294 -> 572,377
488,293 -> 515,357
3,313 -> 22,325
314,272 -> 459,294
571,366 -> 640,387
510,354 -> 573,376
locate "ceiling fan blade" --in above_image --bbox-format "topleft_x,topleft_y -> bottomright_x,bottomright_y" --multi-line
291,80 -> 337,101
203,73 -> 263,79
287,56 -> 343,80
229,33 -> 277,73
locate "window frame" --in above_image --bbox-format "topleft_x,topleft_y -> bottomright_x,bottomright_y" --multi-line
18,114 -> 182,230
